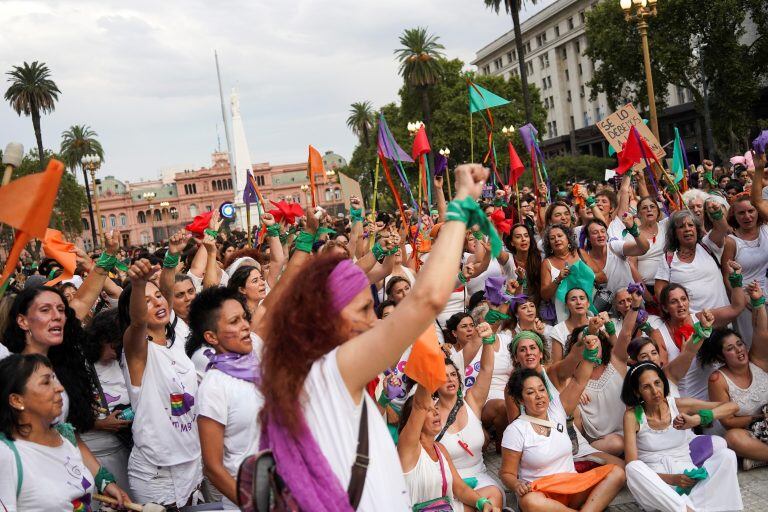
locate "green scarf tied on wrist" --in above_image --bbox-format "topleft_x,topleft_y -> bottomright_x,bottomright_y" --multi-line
446,197 -> 502,258
350,208 -> 364,223
484,309 -> 511,324
294,231 -> 315,253
95,253 -> 128,272
621,222 -> 640,238
703,171 -> 717,186
728,272 -> 743,288
266,224 -> 281,237
582,346 -> 602,365
690,321 -> 713,345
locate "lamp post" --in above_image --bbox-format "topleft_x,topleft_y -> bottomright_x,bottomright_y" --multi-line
620,0 -> 660,141
2,142 -> 23,186
300,184 -> 310,205
141,191 -> 156,243
81,154 -> 102,248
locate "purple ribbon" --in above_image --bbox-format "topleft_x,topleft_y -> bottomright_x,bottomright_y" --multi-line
636,309 -> 649,325
753,130 -> 768,155
205,349 -> 260,384
485,275 -> 513,306
627,282 -> 645,295
434,153 -> 448,177
578,227 -> 588,249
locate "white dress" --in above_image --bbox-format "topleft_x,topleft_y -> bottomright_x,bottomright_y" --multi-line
403,446 -> 463,512
730,225 -> 768,347
625,397 -> 743,512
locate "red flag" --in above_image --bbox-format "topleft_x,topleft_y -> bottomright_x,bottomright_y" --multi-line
404,325 -> 446,393
411,125 -> 431,159
508,141 -> 525,186
0,159 -> 65,287
615,126 -> 655,175
185,210 -> 214,237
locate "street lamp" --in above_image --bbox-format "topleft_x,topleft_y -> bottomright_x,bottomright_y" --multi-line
2,142 -> 23,186
501,125 -> 515,139
621,0 -> 660,141
141,191 -> 156,243
81,154 -> 102,248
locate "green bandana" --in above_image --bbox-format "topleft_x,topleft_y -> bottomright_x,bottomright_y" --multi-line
510,330 -> 544,355
675,467 -> 708,495
446,197 -> 502,258
485,309 -> 511,324
95,253 -> 128,272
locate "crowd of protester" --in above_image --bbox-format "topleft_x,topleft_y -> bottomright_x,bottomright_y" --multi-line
0,151 -> 767,511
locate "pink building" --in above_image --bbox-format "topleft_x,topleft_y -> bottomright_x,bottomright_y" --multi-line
80,151 -> 352,249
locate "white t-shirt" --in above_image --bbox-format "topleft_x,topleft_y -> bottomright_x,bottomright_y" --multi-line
197,368 -> 263,510
466,257 -> 517,297
450,347 -> 482,390
501,391 -> 575,483
0,434 -> 95,512
603,239 -> 634,295
94,359 -> 130,411
0,342 -> 9,360
303,349 -> 410,510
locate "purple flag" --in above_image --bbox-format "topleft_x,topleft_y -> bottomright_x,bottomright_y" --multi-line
434,153 -> 448,177
753,130 -> 768,155
518,124 -> 539,155
243,171 -> 258,207
377,114 -> 414,163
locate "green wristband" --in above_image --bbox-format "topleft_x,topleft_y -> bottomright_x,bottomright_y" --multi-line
266,224 -> 280,237
350,207 -> 364,223
458,272 -> 468,284
690,321 -> 713,345
582,346 -> 602,365
493,197 -> 507,207
703,171 -> 717,186
639,321 -> 653,334
475,497 -> 490,511
372,242 -> 386,260
95,253 -> 128,272
604,321 -> 616,336
482,335 -> 496,345
708,208 -> 723,221
162,252 -> 180,269
294,231 -> 315,253
751,296 -> 766,308
279,232 -> 289,244
623,222 -> 640,238
472,230 -> 484,241
204,228 -> 218,238
698,408 -> 714,427
377,392 -> 391,408
728,273 -> 743,288
95,466 -> 117,493
445,197 -> 502,257
585,196 -> 596,208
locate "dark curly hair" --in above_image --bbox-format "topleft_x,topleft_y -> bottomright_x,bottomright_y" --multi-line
118,281 -> 176,347
506,367 -> 545,403
697,328 -> 739,368
3,287 -> 99,433
541,224 -> 577,258
186,286 -> 251,358
85,308 -> 122,364
227,265 -> 261,297
443,312 -> 473,345
0,354 -> 53,439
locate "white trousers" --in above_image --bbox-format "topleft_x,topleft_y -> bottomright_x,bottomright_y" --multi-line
626,448 -> 743,512
127,447 -> 203,508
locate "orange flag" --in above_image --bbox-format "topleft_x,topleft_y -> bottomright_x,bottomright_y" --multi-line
0,159 -> 65,288
404,325 -> 447,393
308,145 -> 324,208
42,229 -> 77,286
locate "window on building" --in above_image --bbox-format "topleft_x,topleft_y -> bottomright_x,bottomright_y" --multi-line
552,121 -> 558,137
212,180 -> 218,191
510,67 -> 519,77
82,218 -> 90,230
580,11 -> 585,23
109,214 -> 116,228
154,210 -> 162,222
567,90 -> 572,102
526,41 -> 531,54
580,85 -> 585,97
542,78 -> 547,90
138,211 -> 146,224
526,61 -> 534,75
324,189 -> 332,201
578,63 -> 583,76
256,175 -> 265,186
555,25 -> 560,37
227,178 -> 232,189
561,47 -> 567,60
575,40 -> 581,54
101,216 -> 106,229
549,96 -> 554,108
677,86 -> 686,104
570,115 -> 575,130
189,204 -> 198,217
170,207 -> 178,219
565,69 -> 570,81
334,188 -> 341,201
568,17 -> 574,30
206,205 -> 213,212
119,213 -> 126,226
547,76 -> 552,88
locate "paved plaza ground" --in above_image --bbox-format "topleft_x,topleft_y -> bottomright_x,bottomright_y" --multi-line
484,451 -> 768,511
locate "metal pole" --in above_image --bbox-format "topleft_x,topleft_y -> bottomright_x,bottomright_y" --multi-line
638,21 -> 660,141
90,166 -> 103,247
82,165 -> 98,250
699,50 -> 715,160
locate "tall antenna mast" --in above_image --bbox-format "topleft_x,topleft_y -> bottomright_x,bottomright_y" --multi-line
215,51 -> 237,191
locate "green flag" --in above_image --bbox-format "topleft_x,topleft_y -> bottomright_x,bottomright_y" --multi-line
671,127 -> 685,183
468,82 -> 510,113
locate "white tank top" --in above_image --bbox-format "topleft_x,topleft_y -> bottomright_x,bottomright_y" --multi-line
441,406 -> 486,478
403,446 -> 461,512
488,331 -> 514,399
124,340 -> 200,466
718,363 -> 768,417
579,362 -> 625,440
657,314 -> 715,400
635,397 -> 695,472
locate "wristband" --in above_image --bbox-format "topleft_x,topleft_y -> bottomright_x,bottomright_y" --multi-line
350,207 -> 364,223
472,231 -> 484,241
703,171 -> 717,186
484,309 -> 511,324
279,231 -> 289,244
622,222 -> 640,238
585,196 -> 596,208
95,466 -> 117,493
266,224 -> 281,237
582,346 -> 602,365
94,253 -> 128,272
445,197 -> 502,257
294,231 -> 315,253
377,392 -> 391,408
482,335 -> 496,345
458,272 -> 468,284
728,272 -> 743,288
604,321 -> 616,336
204,228 -> 218,238
492,197 -> 507,207
475,497 -> 491,511
162,252 -> 180,269
690,321 -> 713,345
751,296 -> 766,308
639,321 -> 653,334
708,208 -> 724,221
698,408 -> 714,427
372,242 -> 386,260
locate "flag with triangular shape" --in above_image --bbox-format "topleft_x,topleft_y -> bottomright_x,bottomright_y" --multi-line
508,141 -> 525,186
671,127 -> 685,183
468,82 -> 510,113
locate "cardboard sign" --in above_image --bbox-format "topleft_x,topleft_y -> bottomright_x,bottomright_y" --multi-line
597,104 -> 665,170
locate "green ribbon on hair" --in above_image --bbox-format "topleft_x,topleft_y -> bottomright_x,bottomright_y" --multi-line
485,309 -> 511,324
510,330 -> 545,355
446,197 -> 502,258
95,253 -> 128,272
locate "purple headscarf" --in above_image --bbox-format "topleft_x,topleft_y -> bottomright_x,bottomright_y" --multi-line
328,259 -> 370,312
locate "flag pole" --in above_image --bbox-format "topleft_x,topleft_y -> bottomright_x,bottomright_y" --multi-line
246,206 -> 252,247
515,182 -> 522,223
470,111 -> 474,162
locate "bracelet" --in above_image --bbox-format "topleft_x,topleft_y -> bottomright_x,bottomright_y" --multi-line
482,335 -> 496,345
604,321 -> 616,336
582,346 -> 602,365
698,408 -> 714,427
377,392 -> 391,408
445,197 -> 502,257
708,208 -> 724,221
204,228 -> 218,238
703,171 -> 717,186
728,272 -> 743,288
350,207 -> 364,223
622,222 -> 640,238
751,296 -> 766,308
266,224 -> 281,237
690,321 -> 713,345
585,196 -> 596,208
162,252 -> 180,269
475,497 -> 491,511
294,231 -> 315,253
458,272 -> 468,284
94,253 -> 128,272
95,466 -> 117,493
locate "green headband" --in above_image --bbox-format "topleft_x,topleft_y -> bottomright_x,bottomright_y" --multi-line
511,330 -> 545,355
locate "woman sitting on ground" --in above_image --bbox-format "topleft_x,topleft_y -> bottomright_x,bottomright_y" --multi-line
499,333 -> 626,512
549,287 -> 591,363
0,354 -> 129,510
622,362 -> 742,512
399,385 -> 500,512
701,281 -> 768,470
435,322 -> 504,509
445,312 -> 482,390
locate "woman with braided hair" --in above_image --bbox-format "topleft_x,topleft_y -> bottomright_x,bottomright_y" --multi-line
435,322 -> 504,509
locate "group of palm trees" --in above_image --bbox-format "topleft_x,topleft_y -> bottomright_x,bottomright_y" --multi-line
347,1 -> 536,178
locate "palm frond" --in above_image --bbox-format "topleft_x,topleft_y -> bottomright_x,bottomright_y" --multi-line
394,27 -> 445,87
4,61 -> 60,116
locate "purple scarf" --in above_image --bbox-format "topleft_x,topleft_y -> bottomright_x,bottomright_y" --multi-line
259,414 -> 353,512
204,349 -> 260,384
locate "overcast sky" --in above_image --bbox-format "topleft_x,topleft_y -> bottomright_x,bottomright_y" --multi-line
0,0 -> 553,182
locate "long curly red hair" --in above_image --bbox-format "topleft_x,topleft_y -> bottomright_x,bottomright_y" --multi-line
259,253 -> 349,434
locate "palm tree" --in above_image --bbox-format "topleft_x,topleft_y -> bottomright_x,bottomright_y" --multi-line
347,101 -> 378,202
4,61 -> 61,164
394,27 -> 445,132
484,0 -> 537,123
60,125 -> 104,246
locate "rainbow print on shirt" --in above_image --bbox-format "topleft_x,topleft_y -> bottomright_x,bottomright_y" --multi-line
170,392 -> 195,416
70,477 -> 93,511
